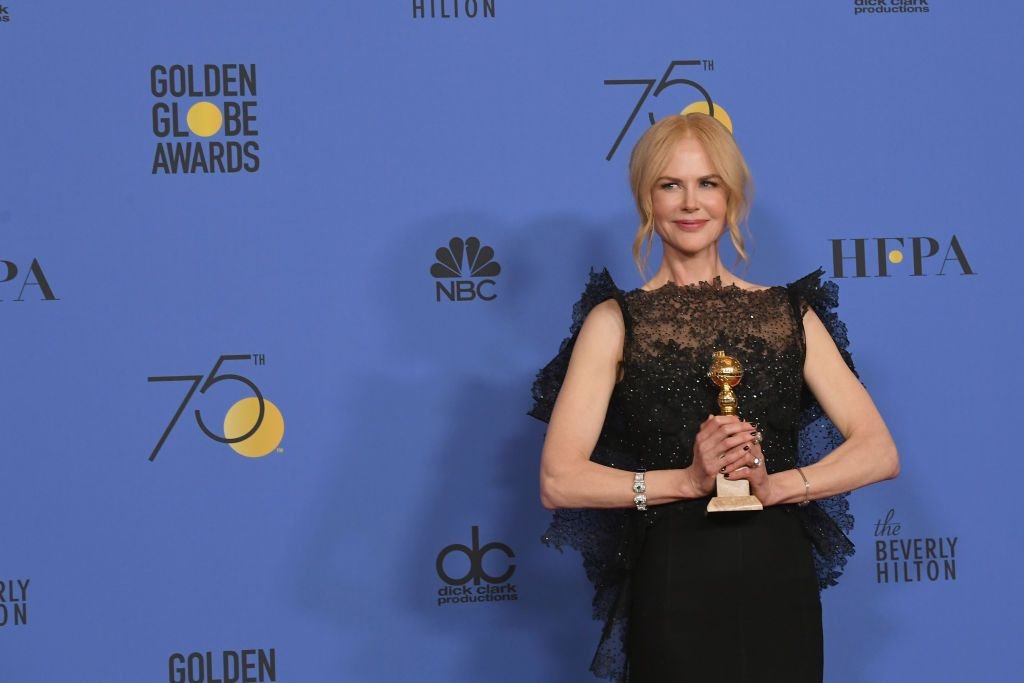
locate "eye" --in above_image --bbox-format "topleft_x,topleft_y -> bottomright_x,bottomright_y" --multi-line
659,182 -> 679,190
700,179 -> 719,188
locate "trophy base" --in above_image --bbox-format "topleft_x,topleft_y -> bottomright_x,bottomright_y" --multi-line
706,474 -> 764,513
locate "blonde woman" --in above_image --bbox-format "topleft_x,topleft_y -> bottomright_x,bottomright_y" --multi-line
531,113 -> 898,682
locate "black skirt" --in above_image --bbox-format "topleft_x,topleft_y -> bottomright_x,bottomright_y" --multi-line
628,505 -> 823,682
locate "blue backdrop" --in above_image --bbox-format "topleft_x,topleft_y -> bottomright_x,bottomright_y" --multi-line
2,1 -> 1022,681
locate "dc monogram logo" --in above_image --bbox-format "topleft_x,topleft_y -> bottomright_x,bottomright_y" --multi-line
436,526 -> 515,586
430,236 -> 501,302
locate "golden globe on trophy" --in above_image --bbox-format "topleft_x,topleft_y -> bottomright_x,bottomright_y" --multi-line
706,350 -> 764,513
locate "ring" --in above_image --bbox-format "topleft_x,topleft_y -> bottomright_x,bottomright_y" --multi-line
752,457 -> 762,468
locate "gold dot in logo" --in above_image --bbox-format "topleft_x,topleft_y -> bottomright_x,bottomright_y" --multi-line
681,101 -> 733,133
889,250 -> 904,264
224,397 -> 285,458
186,101 -> 223,137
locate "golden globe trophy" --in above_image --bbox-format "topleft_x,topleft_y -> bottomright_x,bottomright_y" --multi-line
706,350 -> 764,513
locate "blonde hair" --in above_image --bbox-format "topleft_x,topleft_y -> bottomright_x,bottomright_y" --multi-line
628,113 -> 753,275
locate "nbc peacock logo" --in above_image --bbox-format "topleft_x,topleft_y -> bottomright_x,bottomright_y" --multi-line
430,236 -> 501,302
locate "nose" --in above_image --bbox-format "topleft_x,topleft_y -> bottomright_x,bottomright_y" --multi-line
680,187 -> 698,212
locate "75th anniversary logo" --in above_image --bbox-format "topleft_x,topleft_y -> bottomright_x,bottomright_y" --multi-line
147,354 -> 284,461
605,59 -> 724,161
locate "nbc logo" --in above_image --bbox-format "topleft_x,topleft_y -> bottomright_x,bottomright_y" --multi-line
430,237 -> 501,302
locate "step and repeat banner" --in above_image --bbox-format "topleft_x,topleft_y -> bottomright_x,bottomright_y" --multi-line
2,2 -> 1021,682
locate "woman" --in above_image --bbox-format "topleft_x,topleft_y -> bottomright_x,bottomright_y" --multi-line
530,113 -> 899,682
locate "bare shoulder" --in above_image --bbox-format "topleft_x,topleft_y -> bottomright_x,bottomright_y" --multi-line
586,298 -> 626,329
574,298 -> 626,363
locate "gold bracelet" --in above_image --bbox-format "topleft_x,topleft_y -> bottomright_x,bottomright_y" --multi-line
795,467 -> 811,506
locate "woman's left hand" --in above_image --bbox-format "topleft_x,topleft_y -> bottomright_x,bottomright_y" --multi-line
722,432 -> 776,505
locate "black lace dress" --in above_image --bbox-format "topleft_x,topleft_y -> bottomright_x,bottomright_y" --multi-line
529,269 -> 856,683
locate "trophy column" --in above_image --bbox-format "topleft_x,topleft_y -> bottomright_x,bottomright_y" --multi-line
706,350 -> 763,513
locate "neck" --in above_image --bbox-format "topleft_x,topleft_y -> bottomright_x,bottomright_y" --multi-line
649,247 -> 733,288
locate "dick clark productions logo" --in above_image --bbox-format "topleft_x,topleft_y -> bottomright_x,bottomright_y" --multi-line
150,63 -> 260,174
147,354 -> 284,462
435,526 -> 518,606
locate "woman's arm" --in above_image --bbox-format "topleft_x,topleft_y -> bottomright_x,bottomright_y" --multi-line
749,308 -> 900,506
539,300 -> 707,509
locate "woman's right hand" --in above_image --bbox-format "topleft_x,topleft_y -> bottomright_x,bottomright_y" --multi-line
687,414 -> 759,496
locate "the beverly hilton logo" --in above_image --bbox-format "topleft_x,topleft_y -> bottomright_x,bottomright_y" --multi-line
874,508 -> 957,584
430,236 -> 501,302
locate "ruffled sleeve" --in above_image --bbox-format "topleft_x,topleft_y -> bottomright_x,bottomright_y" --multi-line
787,268 -> 857,589
529,268 -> 637,683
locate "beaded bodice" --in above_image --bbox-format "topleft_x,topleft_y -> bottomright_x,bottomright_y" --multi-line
612,281 -> 805,475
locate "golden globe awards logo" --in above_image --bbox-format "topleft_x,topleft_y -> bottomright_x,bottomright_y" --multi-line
150,64 -> 260,174
0,578 -> 29,627
147,354 -> 285,462
168,648 -> 276,683
874,508 -> 957,583
0,5 -> 10,23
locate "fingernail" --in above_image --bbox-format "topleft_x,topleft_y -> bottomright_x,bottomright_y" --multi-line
723,473 -> 730,479
743,445 -> 750,451
749,431 -> 758,435
720,467 -> 726,473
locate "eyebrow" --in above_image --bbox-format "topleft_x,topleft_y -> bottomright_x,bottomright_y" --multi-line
657,174 -> 723,182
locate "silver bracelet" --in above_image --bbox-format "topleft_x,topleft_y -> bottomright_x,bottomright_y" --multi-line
633,471 -> 647,511
796,467 -> 811,507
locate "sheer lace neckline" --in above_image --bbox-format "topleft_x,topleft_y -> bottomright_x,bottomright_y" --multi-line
635,276 -> 778,296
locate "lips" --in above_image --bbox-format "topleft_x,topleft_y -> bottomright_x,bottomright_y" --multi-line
673,219 -> 708,232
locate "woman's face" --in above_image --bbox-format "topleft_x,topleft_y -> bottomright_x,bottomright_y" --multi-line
650,136 -> 729,260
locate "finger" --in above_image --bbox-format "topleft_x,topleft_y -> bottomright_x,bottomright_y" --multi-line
724,448 -> 765,475
712,432 -> 759,464
720,444 -> 764,474
717,448 -> 748,474
717,430 -> 758,453
711,421 -> 759,443
723,453 -> 768,479
700,419 -> 755,452
708,414 -> 741,428
724,465 -> 764,482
